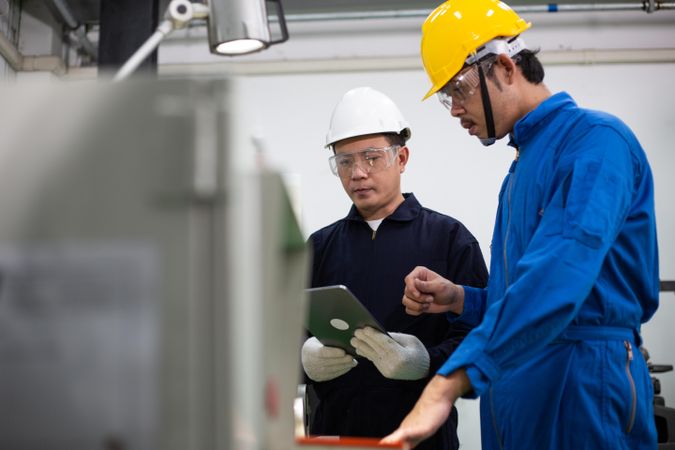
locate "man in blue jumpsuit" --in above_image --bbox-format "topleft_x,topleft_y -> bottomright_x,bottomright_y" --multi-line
382,1 -> 660,449
301,86 -> 488,450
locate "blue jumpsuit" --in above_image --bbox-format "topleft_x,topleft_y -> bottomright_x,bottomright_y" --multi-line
308,193 -> 488,450
438,92 -> 659,449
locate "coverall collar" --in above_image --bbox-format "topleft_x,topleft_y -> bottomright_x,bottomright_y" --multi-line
509,91 -> 577,150
346,192 -> 421,223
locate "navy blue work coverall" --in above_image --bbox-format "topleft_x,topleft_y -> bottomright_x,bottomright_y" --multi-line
439,92 -> 659,449
307,193 -> 488,450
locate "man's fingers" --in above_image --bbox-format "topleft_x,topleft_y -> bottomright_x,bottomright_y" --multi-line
403,266 -> 431,298
352,327 -> 390,355
403,278 -> 421,299
380,429 -> 408,446
321,355 -> 357,367
317,359 -> 357,381
350,336 -> 376,359
405,278 -> 436,302
402,292 -> 433,311
318,346 -> 348,358
413,277 -> 435,295
404,306 -> 423,316
402,296 -> 429,314
361,326 -> 393,345
403,266 -> 439,317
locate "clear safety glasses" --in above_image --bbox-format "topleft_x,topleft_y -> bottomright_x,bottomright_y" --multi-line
437,57 -> 496,110
328,145 -> 400,178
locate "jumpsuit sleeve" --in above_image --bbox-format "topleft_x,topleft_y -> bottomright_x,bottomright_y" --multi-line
445,285 -> 488,329
427,238 -> 489,373
437,126 -> 643,397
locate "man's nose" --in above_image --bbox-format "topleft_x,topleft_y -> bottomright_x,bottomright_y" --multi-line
350,163 -> 368,179
450,102 -> 465,117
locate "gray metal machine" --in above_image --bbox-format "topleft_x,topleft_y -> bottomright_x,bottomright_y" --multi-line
0,78 -> 310,450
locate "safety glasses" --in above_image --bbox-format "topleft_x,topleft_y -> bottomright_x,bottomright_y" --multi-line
328,145 -> 400,178
437,57 -> 495,110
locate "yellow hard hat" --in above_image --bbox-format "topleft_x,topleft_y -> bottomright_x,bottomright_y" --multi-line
420,0 -> 531,100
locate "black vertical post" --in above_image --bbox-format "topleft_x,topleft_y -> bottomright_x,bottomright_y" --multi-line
98,0 -> 160,77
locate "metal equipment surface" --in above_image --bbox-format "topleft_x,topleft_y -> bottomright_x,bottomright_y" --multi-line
0,78 -> 309,450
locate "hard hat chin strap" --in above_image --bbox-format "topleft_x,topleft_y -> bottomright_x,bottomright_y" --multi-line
477,63 -> 497,146
468,36 -> 526,146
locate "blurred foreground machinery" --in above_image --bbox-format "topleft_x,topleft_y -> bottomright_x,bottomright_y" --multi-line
0,78 -> 319,450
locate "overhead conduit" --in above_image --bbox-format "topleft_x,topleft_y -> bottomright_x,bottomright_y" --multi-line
279,0 -> 675,69
280,1 -> 674,22
159,0 -> 675,77
276,0 -> 675,67
50,0 -> 97,61
4,1 -> 675,76
0,31 -> 66,75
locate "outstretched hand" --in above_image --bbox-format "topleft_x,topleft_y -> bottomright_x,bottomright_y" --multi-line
402,266 -> 464,316
380,371 -> 471,448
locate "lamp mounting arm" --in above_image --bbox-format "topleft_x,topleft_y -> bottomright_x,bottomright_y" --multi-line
113,0 -> 209,82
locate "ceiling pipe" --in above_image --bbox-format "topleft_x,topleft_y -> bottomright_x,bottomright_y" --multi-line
0,29 -> 22,70
280,2 -> 675,22
49,0 -> 97,61
156,47 -> 675,77
0,30 -> 66,75
517,1 -> 673,12
51,0 -> 77,27
180,1 -> 675,26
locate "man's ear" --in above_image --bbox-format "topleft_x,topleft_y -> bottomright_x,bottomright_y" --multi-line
497,53 -> 517,84
398,146 -> 410,173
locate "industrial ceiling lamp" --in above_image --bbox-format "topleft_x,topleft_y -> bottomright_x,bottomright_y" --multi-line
208,0 -> 288,55
114,0 -> 289,81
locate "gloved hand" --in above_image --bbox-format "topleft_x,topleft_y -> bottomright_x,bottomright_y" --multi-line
350,327 -> 430,381
301,337 -> 358,382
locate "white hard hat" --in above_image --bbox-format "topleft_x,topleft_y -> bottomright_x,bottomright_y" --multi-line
325,87 -> 411,148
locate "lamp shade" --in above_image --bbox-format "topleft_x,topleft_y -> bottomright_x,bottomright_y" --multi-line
207,0 -> 288,56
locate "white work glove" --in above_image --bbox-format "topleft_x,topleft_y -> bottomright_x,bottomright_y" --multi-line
301,337 -> 358,382
350,326 -> 430,381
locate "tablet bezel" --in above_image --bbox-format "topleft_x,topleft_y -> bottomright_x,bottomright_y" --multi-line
305,284 -> 387,356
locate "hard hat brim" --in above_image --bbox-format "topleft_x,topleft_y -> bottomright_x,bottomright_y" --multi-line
422,85 -> 438,101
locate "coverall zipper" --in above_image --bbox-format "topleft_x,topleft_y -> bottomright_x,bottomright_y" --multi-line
489,386 -> 505,450
366,222 -> 378,313
503,150 -> 519,288
490,151 -> 518,450
624,340 -> 636,433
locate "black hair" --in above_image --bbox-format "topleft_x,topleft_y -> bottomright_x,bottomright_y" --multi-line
384,133 -> 406,147
481,48 -> 545,89
513,49 -> 545,84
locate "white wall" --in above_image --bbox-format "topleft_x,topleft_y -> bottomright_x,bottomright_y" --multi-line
191,9 -> 675,449
232,61 -> 675,450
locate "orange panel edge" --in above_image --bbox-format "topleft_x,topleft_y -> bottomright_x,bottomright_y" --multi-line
296,436 -> 409,449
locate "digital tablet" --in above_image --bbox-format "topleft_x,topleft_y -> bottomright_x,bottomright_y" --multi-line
305,285 -> 388,356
